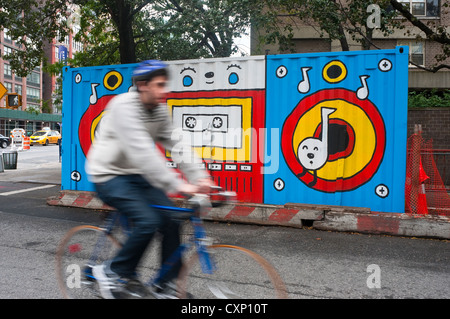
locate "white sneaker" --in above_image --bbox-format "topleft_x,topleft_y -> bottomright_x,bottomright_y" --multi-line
92,264 -> 127,299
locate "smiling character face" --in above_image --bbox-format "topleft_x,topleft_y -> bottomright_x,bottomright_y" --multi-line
167,57 -> 267,92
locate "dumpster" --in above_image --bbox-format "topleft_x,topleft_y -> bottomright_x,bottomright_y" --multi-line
3,151 -> 18,169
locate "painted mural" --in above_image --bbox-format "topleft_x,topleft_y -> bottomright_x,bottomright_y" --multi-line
264,47 -> 409,213
165,56 -> 266,202
62,47 -> 409,213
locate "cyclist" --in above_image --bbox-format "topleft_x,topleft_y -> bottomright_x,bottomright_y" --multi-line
86,60 -> 213,299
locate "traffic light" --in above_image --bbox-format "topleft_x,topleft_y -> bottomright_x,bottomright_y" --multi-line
6,93 -> 22,109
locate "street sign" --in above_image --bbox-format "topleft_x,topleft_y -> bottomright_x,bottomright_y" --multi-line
0,82 -> 7,100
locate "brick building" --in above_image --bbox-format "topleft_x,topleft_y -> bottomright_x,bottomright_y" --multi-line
0,3 -> 82,137
251,0 -> 450,90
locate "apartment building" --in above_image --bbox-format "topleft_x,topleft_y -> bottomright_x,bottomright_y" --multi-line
43,4 -> 83,115
251,0 -> 450,90
0,4 -> 82,137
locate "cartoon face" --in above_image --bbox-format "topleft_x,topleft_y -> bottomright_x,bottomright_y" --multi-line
297,107 -> 336,170
179,65 -> 240,87
167,58 -> 265,92
298,138 -> 327,170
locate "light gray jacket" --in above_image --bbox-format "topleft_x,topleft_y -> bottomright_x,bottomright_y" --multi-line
86,91 -> 206,193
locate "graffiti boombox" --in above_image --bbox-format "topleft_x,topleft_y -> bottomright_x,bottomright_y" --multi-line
62,47 -> 409,213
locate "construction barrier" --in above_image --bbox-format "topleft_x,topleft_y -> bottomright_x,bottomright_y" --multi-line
406,125 -> 450,216
22,137 -> 30,150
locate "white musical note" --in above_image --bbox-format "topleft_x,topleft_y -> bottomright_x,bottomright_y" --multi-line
298,67 -> 312,94
297,107 -> 336,186
89,83 -> 99,104
357,75 -> 370,100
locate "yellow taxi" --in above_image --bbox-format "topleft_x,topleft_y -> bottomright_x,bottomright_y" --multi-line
30,129 -> 61,146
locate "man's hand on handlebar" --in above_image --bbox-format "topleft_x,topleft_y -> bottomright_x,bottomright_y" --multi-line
196,178 -> 215,194
176,178 -> 215,196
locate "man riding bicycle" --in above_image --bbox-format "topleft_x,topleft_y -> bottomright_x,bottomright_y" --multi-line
86,60 -> 213,299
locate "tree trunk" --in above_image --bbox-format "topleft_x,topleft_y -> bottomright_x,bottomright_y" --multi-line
109,0 -> 137,64
118,23 -> 136,64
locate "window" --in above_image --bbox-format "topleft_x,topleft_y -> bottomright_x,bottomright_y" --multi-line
26,87 -> 40,103
398,0 -> 439,17
410,42 -> 424,66
4,82 -> 12,92
4,64 -> 12,79
3,46 -> 13,57
3,28 -> 12,43
15,84 -> 22,96
26,72 -> 40,87
399,41 -> 425,67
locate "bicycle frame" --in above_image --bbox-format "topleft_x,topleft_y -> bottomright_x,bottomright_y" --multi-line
86,203 -> 216,287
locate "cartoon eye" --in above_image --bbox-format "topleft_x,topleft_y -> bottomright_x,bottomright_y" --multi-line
183,75 -> 193,87
323,60 -> 347,83
104,71 -> 123,91
302,145 -> 308,150
228,72 -> 239,85
314,147 -> 318,151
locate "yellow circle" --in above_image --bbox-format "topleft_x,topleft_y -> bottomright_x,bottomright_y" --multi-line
323,61 -> 347,83
104,71 -> 123,91
292,99 -> 376,180
90,111 -> 105,144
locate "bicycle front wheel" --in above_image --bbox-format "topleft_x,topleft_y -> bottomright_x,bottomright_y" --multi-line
178,244 -> 288,299
55,225 -> 121,299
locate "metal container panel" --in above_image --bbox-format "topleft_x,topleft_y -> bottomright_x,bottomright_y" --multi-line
61,56 -> 267,203
165,56 -> 266,202
61,63 -> 137,191
263,47 -> 409,213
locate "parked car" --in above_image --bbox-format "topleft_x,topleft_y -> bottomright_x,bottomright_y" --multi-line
30,130 -> 61,146
0,133 -> 11,148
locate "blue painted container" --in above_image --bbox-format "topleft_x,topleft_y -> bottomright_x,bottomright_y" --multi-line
61,63 -> 137,191
263,46 -> 409,213
61,47 -> 409,213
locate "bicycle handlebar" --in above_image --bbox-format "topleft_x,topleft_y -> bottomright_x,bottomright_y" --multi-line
151,186 -> 236,219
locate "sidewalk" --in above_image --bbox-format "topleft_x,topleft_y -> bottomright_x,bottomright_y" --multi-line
2,157 -> 449,239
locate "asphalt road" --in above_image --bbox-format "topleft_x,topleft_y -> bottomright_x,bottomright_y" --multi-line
0,146 -> 448,300
0,183 -> 449,299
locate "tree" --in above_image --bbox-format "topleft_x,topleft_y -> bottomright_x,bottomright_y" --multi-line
257,0 -> 400,52
258,0 -> 449,72
1,0 -> 263,77
389,0 -> 449,72
0,0 -> 69,77
73,0 -> 263,64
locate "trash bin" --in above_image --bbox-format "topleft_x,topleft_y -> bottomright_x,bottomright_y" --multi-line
3,151 -> 18,169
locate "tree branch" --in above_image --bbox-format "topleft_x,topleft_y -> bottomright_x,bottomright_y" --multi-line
390,0 -> 450,45
409,61 -> 450,73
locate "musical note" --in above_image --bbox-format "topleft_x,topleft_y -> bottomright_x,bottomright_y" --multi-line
298,67 -> 312,94
89,83 -> 99,104
297,107 -> 336,186
357,75 -> 370,100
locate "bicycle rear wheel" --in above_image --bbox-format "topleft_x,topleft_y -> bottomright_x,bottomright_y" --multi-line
55,225 -> 121,299
178,244 -> 288,299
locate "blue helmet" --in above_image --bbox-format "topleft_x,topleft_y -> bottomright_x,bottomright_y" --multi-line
132,60 -> 168,83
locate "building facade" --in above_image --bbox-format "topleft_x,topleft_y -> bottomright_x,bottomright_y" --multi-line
251,0 -> 450,90
0,4 -> 81,137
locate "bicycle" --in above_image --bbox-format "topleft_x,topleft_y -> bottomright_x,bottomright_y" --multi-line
55,187 -> 288,299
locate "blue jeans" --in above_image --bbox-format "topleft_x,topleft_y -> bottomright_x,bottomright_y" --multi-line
94,175 -> 182,282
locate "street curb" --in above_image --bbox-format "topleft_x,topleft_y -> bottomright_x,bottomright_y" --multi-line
47,190 -> 450,240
